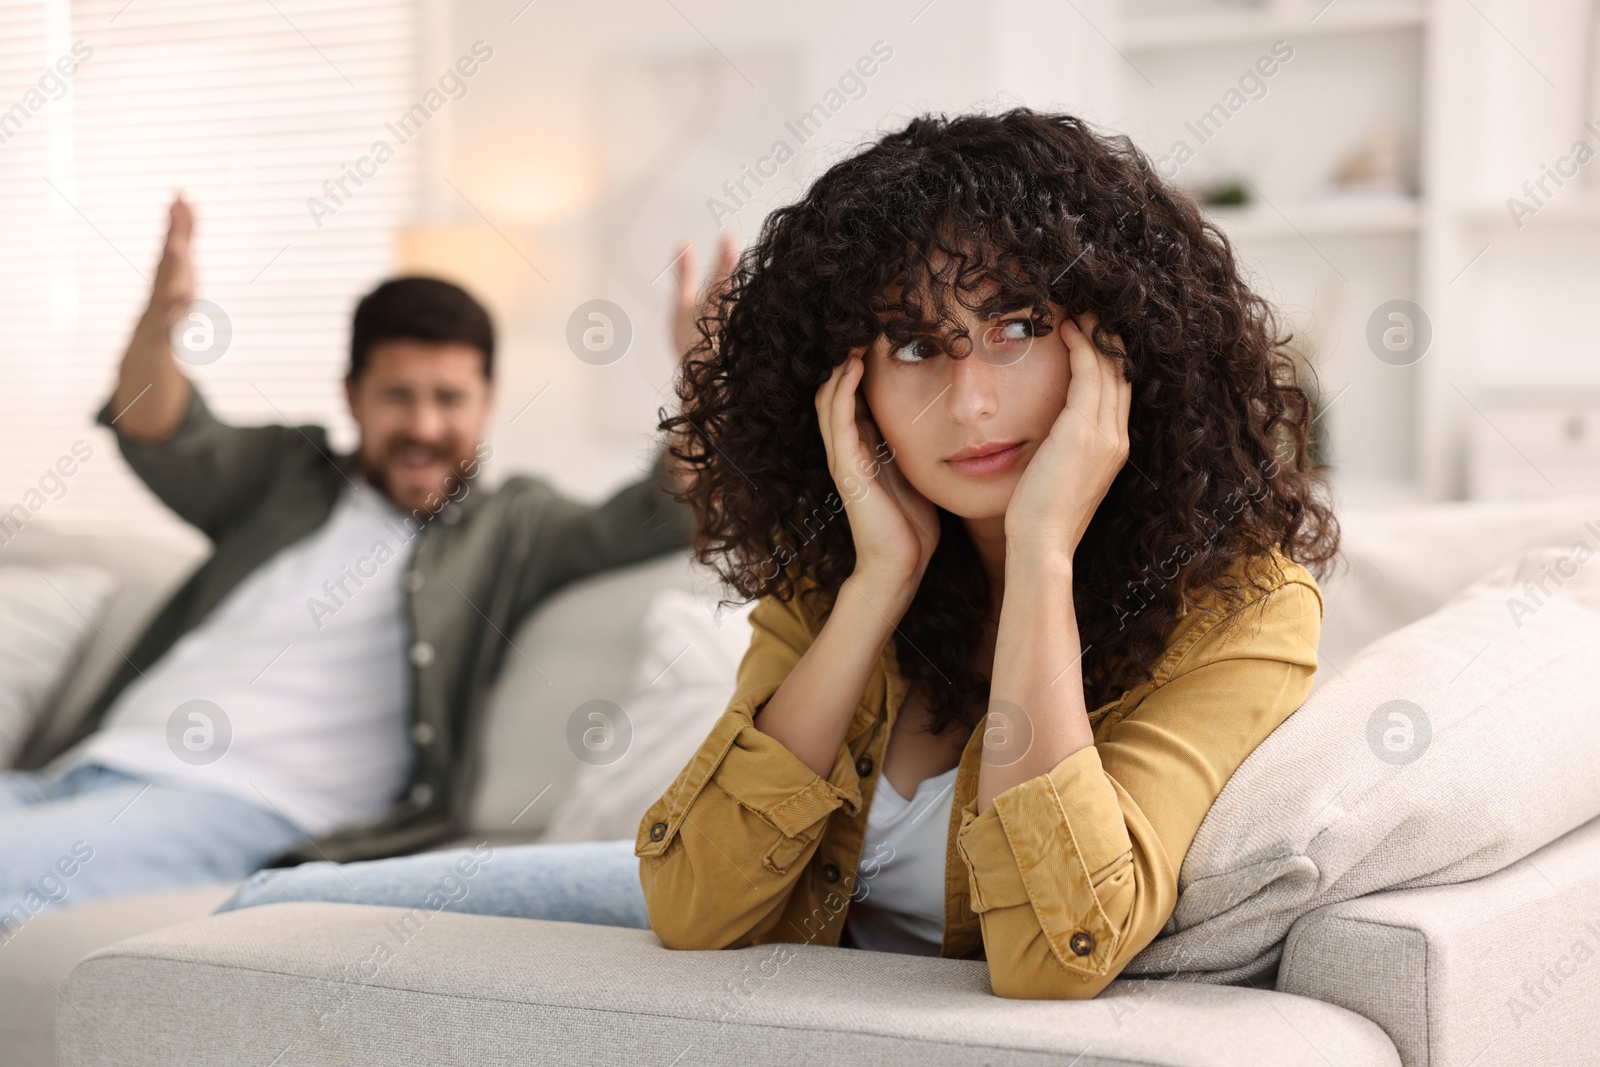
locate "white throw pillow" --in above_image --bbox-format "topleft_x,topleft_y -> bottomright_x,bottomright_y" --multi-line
539,588 -> 755,843
0,565 -> 119,766
1126,542 -> 1600,984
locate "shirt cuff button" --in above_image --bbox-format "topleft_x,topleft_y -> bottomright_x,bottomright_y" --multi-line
649,821 -> 668,841
1069,931 -> 1095,957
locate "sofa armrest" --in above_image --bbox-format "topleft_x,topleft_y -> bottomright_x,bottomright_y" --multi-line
1279,815 -> 1600,1067
59,903 -> 1398,1067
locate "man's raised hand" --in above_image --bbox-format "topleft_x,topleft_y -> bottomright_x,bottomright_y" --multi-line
670,231 -> 738,364
146,194 -> 197,330
110,192 -> 198,442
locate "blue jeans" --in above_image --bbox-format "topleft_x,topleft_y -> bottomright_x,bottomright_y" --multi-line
216,838 -> 650,929
0,762 -> 303,945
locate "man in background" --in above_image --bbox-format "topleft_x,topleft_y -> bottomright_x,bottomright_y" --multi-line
0,195 -> 724,927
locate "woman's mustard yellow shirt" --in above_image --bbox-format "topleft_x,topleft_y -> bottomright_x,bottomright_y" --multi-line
634,546 -> 1323,999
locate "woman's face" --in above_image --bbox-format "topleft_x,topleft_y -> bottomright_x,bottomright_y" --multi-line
859,299 -> 1072,522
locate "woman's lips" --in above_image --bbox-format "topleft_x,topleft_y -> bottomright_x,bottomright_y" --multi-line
944,440 -> 1025,476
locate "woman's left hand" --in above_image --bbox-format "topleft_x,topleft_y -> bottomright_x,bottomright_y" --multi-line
1004,310 -> 1131,563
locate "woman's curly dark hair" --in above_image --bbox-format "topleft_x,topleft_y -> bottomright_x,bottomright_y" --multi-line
661,107 -> 1340,736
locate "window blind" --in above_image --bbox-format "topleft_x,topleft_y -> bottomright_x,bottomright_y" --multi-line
0,0 -> 419,540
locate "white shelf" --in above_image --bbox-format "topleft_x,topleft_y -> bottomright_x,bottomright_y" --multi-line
1457,192 -> 1600,228
1203,196 -> 1423,239
1473,385 -> 1600,409
1112,0 -> 1600,499
1122,0 -> 1426,51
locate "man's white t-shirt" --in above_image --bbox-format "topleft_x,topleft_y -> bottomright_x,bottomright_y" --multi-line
66,477 -> 419,836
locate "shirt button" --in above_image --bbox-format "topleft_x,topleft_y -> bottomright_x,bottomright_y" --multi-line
410,783 -> 434,807
1069,931 -> 1095,957
649,821 -> 668,841
821,863 -> 841,883
855,756 -> 873,777
406,571 -> 426,593
412,722 -> 437,746
409,641 -> 435,668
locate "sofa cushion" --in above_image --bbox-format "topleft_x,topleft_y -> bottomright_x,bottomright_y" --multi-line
59,903 -> 1400,1067
0,522 -> 205,759
466,552 -> 704,837
539,586 -> 754,843
0,565 -> 117,766
1126,543 -> 1600,984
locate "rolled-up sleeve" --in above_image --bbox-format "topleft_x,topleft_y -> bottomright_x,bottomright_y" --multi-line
636,589 -> 863,951
95,387 -> 304,540
955,574 -> 1323,999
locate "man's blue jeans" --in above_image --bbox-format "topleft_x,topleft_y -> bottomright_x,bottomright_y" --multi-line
217,838 -> 651,929
0,762 -> 303,945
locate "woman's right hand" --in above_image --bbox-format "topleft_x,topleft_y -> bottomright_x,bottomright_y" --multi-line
814,353 -> 940,608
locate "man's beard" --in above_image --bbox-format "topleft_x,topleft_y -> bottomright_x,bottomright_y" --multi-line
357,439 -> 477,513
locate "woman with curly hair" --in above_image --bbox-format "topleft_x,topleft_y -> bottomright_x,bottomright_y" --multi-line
634,106 -> 1337,999
218,107 -> 1337,1001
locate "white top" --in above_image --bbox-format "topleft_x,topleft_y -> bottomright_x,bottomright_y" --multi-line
844,763 -> 960,956
67,478 -> 418,835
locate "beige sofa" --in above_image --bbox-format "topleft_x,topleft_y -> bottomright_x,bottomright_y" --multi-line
7,494 -> 1600,1067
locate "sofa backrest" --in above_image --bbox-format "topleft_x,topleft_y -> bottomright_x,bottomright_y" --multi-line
20,491 -> 1600,841
1311,492 -> 1600,687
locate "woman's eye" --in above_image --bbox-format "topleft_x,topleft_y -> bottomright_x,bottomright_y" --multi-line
890,339 -> 937,364
989,318 -> 1037,345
